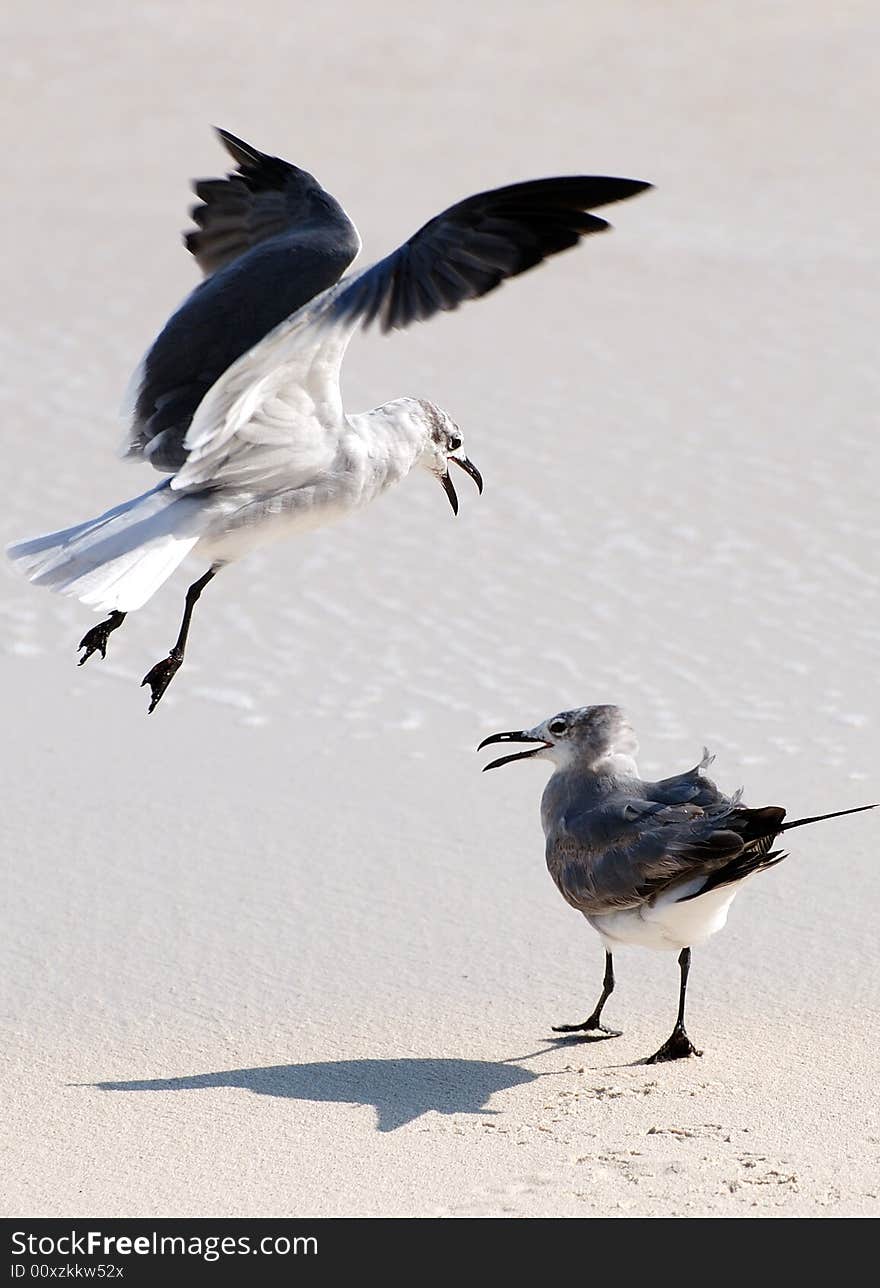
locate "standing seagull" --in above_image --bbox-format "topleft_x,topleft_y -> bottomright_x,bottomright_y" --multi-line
7,130 -> 651,711
478,705 -> 875,1061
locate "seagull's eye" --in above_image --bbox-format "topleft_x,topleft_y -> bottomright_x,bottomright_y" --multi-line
448,435 -> 462,452
548,720 -> 567,736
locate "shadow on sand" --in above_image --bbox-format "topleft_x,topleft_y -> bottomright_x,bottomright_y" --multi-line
87,1057 -> 543,1132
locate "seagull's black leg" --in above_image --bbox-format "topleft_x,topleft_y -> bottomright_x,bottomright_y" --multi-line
141,567 -> 217,713
646,947 -> 702,1062
552,950 -> 622,1039
78,611 -> 127,665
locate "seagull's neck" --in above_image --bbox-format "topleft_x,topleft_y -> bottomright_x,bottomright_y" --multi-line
591,751 -> 641,778
546,744 -> 641,781
541,752 -> 641,837
345,407 -> 428,494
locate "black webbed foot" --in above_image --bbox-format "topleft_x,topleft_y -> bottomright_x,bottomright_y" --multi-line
141,650 -> 183,713
551,1019 -> 622,1040
78,611 -> 126,665
645,1026 -> 702,1063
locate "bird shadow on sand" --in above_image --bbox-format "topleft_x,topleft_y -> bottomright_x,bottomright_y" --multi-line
83,1057 -> 547,1133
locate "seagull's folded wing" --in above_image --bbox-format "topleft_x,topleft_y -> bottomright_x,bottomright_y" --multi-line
548,800 -> 749,916
328,175 -> 651,333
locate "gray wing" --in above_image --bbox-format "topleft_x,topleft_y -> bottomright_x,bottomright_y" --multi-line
328,175 -> 651,333
546,797 -> 783,917
643,748 -> 734,809
124,129 -> 361,473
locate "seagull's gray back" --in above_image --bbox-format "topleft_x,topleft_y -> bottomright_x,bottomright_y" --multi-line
541,754 -> 746,917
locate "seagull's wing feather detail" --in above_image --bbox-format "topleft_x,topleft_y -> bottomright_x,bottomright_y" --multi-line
675,806 -> 788,899
170,286 -> 350,493
328,175 -> 651,334
643,748 -> 733,808
185,128 -> 360,277
124,130 -> 360,474
155,169 -> 651,491
546,796 -> 784,917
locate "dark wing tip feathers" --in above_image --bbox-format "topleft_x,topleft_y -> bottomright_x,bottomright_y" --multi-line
213,127 -> 265,168
331,173 -> 651,334
184,129 -> 313,273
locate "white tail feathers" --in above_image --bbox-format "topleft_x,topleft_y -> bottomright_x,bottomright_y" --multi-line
7,481 -> 207,613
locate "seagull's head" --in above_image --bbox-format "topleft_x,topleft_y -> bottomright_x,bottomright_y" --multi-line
413,400 -> 483,515
479,705 -> 639,774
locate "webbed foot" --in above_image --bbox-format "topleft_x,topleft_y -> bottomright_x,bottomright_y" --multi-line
141,651 -> 183,713
552,1018 -> 622,1040
645,1026 -> 702,1063
78,611 -> 126,665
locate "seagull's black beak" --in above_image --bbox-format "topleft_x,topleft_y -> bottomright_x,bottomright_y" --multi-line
477,730 -> 551,772
441,454 -> 483,515
440,470 -> 459,515
450,454 -> 483,495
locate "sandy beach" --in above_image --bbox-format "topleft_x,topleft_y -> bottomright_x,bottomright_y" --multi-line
2,1 -> 879,1217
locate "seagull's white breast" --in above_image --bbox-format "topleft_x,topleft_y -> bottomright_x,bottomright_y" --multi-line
587,878 -> 748,952
193,418 -> 421,563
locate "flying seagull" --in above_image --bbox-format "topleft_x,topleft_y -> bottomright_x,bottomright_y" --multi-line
8,129 -> 651,712
478,705 -> 875,1061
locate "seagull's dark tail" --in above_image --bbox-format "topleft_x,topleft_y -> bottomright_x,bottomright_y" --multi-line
780,803 -> 878,832
680,802 -> 876,903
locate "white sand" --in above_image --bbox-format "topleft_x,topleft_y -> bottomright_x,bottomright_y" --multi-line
2,0 -> 879,1217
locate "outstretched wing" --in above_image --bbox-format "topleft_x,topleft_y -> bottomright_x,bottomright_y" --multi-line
184,128 -> 360,278
328,175 -> 651,333
124,130 -> 360,473
163,168 -> 652,492
546,798 -> 784,917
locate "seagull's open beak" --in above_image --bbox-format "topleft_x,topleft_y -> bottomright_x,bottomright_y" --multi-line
451,453 -> 483,494
440,471 -> 459,515
441,454 -> 483,515
477,730 -> 551,772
